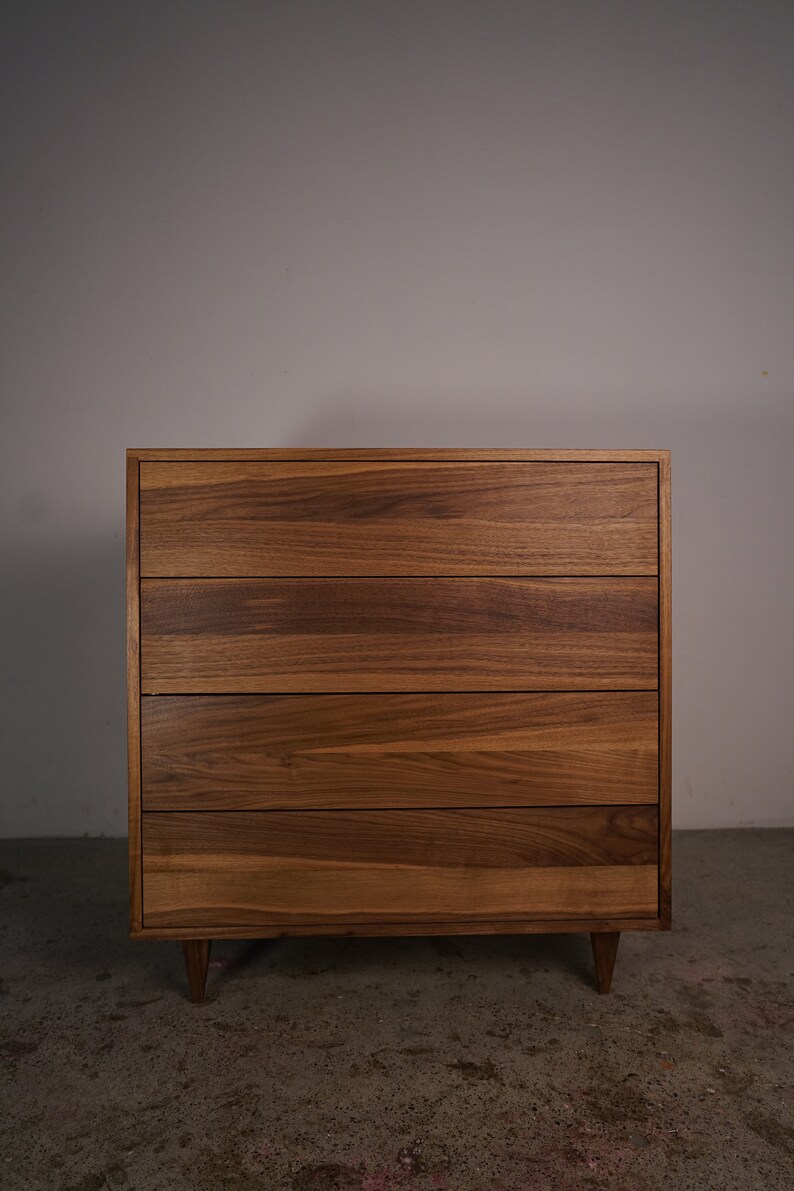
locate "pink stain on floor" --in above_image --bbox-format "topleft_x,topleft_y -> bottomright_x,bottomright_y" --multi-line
361,1175 -> 396,1191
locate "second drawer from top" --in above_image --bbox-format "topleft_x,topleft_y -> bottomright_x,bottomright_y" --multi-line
140,576 -> 658,692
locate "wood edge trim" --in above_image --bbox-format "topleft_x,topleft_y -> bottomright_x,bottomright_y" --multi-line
658,454 -> 672,925
141,800 -> 661,812
140,684 -> 662,695
127,455 -> 143,933
131,916 -> 665,941
128,448 -> 670,462
139,803 -> 660,816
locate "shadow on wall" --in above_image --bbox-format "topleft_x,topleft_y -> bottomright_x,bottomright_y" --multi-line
0,531 -> 127,836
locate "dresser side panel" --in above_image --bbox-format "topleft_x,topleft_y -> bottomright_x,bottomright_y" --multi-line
126,454 -> 143,933
658,453 -> 672,927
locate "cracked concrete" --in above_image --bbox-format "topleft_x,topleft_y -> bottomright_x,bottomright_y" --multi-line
0,830 -> 792,1189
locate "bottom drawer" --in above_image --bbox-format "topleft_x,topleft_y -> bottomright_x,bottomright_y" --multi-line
142,807 -> 658,928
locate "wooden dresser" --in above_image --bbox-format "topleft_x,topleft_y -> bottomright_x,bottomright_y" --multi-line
127,449 -> 671,1002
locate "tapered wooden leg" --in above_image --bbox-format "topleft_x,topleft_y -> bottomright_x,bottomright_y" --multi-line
182,940 -> 211,1003
591,932 -> 620,994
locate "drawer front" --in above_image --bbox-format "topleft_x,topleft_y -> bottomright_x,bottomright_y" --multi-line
141,807 -> 659,928
141,692 -> 659,810
140,577 -> 658,693
139,461 -> 659,577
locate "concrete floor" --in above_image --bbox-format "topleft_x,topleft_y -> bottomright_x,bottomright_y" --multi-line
0,832 -> 792,1191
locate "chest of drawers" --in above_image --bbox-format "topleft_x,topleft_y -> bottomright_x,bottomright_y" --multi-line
127,448 -> 671,1002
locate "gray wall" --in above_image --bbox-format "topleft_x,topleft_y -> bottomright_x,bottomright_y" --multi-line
1,0 -> 792,836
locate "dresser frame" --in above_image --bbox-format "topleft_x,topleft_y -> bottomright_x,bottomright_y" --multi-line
127,448 -> 671,1001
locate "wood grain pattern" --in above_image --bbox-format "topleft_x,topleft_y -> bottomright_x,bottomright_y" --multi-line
142,807 -> 659,928
141,691 -> 659,810
658,452 -> 672,927
140,577 -> 658,693
139,461 -> 658,577
126,455 -> 142,933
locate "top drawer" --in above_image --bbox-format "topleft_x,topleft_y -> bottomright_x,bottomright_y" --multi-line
139,461 -> 658,577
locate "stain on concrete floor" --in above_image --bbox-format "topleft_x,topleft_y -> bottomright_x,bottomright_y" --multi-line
0,830 -> 792,1189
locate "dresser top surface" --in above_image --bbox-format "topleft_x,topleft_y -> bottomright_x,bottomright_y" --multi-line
128,448 -> 670,463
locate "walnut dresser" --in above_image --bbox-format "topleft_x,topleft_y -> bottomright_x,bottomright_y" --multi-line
127,448 -> 671,1003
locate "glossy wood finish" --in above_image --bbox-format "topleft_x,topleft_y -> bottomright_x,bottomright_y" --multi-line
126,456 -> 142,933
142,807 -> 658,928
591,931 -> 621,994
181,939 -> 211,1003
140,577 -> 658,693
141,691 -> 659,810
139,461 -> 658,577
